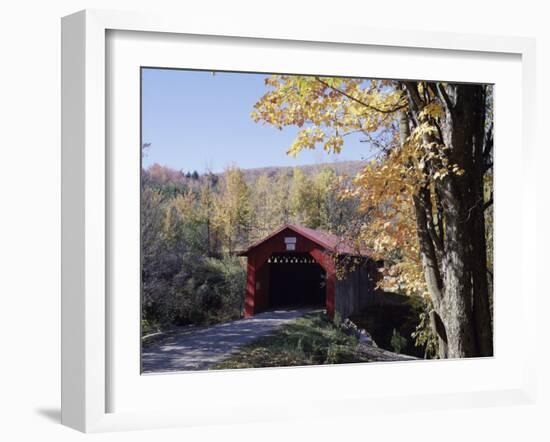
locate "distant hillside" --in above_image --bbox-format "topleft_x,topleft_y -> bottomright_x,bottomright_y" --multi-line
234,160 -> 366,183
144,160 -> 367,190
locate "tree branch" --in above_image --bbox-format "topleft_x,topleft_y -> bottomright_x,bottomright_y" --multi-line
315,77 -> 407,114
403,81 -> 424,111
418,185 -> 444,254
484,195 -> 493,211
413,191 -> 444,304
436,83 -> 454,113
434,186 -> 445,246
483,122 -> 494,158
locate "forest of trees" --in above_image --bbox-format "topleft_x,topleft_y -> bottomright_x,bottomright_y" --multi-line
141,160 -> 367,332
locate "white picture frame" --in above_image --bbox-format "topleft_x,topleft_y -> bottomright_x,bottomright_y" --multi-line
61,9 -> 537,433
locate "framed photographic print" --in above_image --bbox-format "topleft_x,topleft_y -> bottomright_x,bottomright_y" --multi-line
61,9 -> 537,433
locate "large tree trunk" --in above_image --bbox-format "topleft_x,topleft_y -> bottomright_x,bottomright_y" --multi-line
401,82 -> 493,358
463,85 -> 494,356
437,175 -> 478,357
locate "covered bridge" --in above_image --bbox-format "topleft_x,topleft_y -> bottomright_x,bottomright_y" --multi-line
238,224 -> 382,319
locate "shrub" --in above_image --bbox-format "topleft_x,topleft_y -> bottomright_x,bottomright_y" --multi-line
390,328 -> 407,354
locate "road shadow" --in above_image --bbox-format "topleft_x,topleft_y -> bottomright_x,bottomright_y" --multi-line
142,308 -> 316,373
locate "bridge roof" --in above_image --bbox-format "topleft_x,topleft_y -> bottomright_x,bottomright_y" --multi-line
238,224 -> 371,257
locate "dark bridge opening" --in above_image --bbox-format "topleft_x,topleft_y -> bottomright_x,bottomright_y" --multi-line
267,253 -> 326,309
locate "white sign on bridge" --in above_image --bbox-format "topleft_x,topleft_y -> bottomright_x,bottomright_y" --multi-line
284,237 -> 296,251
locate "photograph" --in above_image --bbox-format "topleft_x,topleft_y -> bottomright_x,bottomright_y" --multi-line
139,68 -> 494,373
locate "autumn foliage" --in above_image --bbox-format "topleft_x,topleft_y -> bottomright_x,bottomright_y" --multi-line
141,161 -> 367,331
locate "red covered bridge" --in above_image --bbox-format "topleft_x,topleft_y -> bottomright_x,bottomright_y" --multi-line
238,224 -> 382,319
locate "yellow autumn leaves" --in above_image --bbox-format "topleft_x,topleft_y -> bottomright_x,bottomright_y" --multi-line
252,75 -> 401,157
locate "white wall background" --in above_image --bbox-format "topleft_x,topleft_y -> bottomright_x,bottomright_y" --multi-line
0,1 -> 547,440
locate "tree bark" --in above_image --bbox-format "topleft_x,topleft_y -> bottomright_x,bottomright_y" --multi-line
400,83 -> 493,358
462,85 -> 494,356
437,175 -> 477,357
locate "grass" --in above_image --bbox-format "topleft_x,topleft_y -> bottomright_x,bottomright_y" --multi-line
212,311 -> 372,370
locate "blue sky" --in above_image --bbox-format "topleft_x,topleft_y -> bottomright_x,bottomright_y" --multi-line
141,68 -> 371,173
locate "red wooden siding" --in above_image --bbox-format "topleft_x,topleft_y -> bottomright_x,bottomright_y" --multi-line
241,226 -> 340,318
